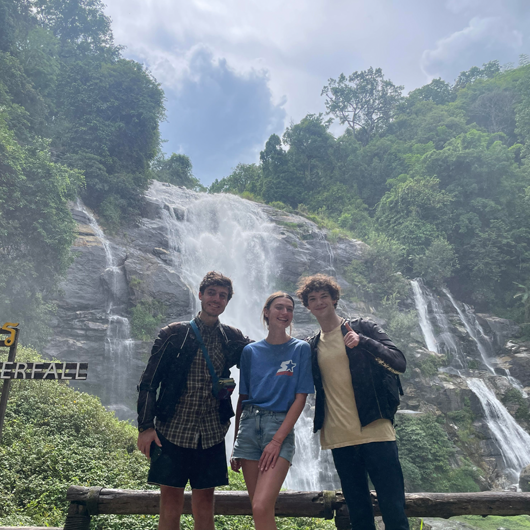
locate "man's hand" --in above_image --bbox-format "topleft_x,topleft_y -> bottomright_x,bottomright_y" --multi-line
344,322 -> 360,349
137,428 -> 161,458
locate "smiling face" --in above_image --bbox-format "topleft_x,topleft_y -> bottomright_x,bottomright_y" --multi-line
198,285 -> 230,319
263,296 -> 295,331
306,289 -> 338,320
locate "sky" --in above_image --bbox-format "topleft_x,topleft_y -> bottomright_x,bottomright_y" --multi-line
102,0 -> 530,185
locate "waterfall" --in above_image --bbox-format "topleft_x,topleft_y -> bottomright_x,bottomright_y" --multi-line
411,279 -> 530,484
410,279 -> 464,368
147,183 -> 277,457
146,182 -> 279,340
443,288 -> 496,374
146,182 -> 340,490
411,279 -> 438,353
285,397 -> 340,490
466,378 -> 530,483
76,200 -> 135,419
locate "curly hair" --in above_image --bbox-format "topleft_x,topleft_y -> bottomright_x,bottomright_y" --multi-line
199,271 -> 234,301
296,274 -> 341,308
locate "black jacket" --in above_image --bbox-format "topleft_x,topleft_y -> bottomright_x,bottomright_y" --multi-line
308,318 -> 405,433
137,321 -> 251,431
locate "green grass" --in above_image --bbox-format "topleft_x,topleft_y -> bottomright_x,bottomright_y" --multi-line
454,515 -> 530,530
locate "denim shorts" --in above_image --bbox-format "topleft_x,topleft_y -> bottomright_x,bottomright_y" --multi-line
232,405 -> 296,463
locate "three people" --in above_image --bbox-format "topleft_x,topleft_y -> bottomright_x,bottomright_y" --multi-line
137,271 -> 408,530
231,292 -> 314,530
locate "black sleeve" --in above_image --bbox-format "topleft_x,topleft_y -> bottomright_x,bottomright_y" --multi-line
137,324 -> 181,430
224,326 -> 253,368
356,320 -> 406,375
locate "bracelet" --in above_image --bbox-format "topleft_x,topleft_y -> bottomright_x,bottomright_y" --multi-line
271,438 -> 282,445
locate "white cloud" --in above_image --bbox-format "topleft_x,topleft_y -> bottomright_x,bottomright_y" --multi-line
421,16 -> 523,81
100,0 -> 529,183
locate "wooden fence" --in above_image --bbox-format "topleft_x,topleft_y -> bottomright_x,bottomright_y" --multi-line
64,486 -> 530,530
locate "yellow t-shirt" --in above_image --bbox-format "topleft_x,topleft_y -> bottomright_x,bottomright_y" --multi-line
317,323 -> 395,450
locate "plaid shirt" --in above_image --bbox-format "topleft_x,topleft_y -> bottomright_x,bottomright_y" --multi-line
156,315 -> 229,449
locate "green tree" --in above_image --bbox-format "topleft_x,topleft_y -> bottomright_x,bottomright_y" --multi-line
515,66 -> 530,155
396,414 -> 481,492
282,113 -> 334,192
322,67 -> 404,144
411,238 -> 458,288
153,153 -> 203,190
454,60 -> 502,90
0,114 -> 83,339
405,78 -> 455,106
54,58 -> 165,226
260,134 -> 298,206
209,163 -> 263,196
375,176 -> 453,257
32,0 -> 117,57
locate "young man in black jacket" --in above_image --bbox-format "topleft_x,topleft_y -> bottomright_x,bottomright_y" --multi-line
297,274 -> 408,530
137,271 -> 251,530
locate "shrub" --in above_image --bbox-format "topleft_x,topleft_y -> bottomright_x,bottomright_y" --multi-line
130,300 -> 166,341
396,413 -> 481,492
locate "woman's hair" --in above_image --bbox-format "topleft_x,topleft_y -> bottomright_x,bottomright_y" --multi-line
262,292 -> 295,329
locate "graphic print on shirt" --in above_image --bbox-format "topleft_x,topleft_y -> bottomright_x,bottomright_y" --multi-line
276,360 -> 296,376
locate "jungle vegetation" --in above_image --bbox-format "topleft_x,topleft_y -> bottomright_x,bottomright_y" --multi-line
2,1 -> 530,527
2,0 -> 530,332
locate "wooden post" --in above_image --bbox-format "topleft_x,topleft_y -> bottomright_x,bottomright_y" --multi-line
0,326 -> 19,442
63,502 -> 91,530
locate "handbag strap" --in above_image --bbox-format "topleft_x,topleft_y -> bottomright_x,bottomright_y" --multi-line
190,319 -> 219,397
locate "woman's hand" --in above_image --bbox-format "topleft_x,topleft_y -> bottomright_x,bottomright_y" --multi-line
344,322 -> 360,349
230,456 -> 242,473
259,438 -> 282,472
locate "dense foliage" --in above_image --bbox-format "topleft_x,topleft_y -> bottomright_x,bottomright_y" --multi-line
211,60 -> 530,324
395,413 -> 482,493
0,347 -> 477,529
0,0 -> 194,331
0,346 -> 339,529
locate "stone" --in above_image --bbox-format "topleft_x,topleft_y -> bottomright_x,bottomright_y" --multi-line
519,464 -> 530,492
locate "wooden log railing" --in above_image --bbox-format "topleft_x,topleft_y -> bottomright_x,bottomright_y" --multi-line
64,486 -> 530,530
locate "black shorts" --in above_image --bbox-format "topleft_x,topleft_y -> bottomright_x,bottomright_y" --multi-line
148,431 -> 229,490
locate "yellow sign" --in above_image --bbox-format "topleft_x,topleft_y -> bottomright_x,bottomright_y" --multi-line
1,323 -> 19,347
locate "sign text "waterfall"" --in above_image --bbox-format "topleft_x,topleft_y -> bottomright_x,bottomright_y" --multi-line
0,362 -> 88,380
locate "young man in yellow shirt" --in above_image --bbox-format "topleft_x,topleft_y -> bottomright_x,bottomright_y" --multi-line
297,274 -> 408,530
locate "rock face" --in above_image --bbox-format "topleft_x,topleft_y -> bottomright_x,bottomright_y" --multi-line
42,182 -> 530,491
44,184 -> 365,419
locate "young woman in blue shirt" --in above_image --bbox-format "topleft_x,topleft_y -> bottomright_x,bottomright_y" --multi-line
231,292 -> 314,530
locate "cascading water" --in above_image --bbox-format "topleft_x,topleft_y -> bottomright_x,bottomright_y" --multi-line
466,378 -> 530,483
411,279 -> 530,484
443,288 -> 495,374
410,279 -> 464,368
285,397 -> 340,490
77,200 -> 135,418
147,182 -> 279,339
146,182 -> 339,490
411,279 -> 438,353
147,183 -> 278,454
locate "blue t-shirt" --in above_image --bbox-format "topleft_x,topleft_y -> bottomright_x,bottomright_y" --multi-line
239,338 -> 314,412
